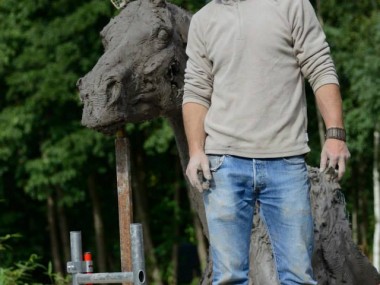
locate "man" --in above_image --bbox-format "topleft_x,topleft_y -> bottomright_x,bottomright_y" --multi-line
182,0 -> 350,284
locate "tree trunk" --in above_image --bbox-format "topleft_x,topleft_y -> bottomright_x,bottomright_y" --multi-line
352,181 -> 359,244
167,113 -> 212,284
316,110 -> 325,149
192,212 -> 208,271
173,153 -> 206,274
87,174 -> 108,273
358,162 -> 370,251
132,142 -> 163,285
373,125 -> 380,270
47,194 -> 63,275
359,191 -> 368,255
167,112 -> 209,238
171,161 -> 181,285
354,163 -> 368,246
56,187 -> 71,263
315,0 -> 326,149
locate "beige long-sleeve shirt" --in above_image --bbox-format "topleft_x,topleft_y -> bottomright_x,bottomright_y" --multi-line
183,0 -> 339,158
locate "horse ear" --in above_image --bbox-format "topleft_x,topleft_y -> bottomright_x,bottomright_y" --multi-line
149,0 -> 166,7
170,6 -> 191,45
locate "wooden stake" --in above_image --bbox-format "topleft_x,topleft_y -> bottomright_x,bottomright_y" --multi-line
115,129 -> 133,285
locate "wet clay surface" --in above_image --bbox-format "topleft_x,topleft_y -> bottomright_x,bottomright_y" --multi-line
78,1 -> 380,283
309,167 -> 380,285
250,167 -> 380,285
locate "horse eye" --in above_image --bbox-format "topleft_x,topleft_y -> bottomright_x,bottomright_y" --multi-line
157,29 -> 169,41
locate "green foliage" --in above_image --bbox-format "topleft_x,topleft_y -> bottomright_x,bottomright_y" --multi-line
0,0 -> 192,281
45,263 -> 71,285
321,2 -> 380,156
0,234 -> 22,253
137,119 -> 175,155
0,234 -> 71,285
319,0 -> 380,250
0,0 -> 116,277
0,253 -> 43,285
0,234 -> 41,285
24,129 -> 114,202
0,0 -> 115,195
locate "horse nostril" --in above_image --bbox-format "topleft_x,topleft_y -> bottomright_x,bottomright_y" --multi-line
79,92 -> 89,103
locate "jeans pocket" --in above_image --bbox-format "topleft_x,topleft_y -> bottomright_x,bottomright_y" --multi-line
207,154 -> 225,172
282,155 -> 306,165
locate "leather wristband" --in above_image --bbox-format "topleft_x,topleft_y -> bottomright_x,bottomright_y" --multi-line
325,127 -> 346,142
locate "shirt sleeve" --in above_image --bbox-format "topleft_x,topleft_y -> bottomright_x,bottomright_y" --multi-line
183,14 -> 213,108
290,0 -> 339,93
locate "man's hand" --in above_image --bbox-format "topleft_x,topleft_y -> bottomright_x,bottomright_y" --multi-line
186,151 -> 212,192
320,139 -> 350,180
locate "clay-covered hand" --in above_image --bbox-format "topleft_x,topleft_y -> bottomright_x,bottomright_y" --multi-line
186,151 -> 212,192
320,139 -> 350,180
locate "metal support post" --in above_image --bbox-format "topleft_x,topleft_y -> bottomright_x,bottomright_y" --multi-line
131,224 -> 146,285
67,231 -> 83,285
67,224 -> 146,284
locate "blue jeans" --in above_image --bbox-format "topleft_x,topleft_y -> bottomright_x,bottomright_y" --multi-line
204,154 -> 317,285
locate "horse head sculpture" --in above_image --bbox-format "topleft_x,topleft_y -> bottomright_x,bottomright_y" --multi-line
78,0 -> 191,134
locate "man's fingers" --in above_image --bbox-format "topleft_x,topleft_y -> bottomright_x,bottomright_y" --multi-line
198,160 -> 211,191
186,164 -> 203,192
328,155 -> 338,169
201,161 -> 212,180
321,152 -> 347,180
186,153 -> 212,193
320,151 -> 328,172
337,156 -> 346,180
321,139 -> 350,179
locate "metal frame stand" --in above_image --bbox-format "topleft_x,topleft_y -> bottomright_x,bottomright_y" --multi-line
67,224 -> 146,285
67,132 -> 145,284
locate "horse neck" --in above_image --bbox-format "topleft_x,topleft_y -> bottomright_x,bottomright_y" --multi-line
167,112 -> 189,174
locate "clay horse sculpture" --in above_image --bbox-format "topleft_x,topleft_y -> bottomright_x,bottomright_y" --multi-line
77,0 -> 380,283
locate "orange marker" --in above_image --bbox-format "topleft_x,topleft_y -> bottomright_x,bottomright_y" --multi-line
84,252 -> 93,285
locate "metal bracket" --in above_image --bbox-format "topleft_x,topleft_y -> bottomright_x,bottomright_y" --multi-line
67,261 -> 93,274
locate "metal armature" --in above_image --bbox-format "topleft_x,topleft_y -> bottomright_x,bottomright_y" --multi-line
67,224 -> 146,285
66,132 -> 144,284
